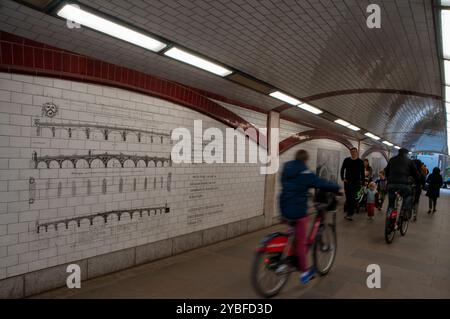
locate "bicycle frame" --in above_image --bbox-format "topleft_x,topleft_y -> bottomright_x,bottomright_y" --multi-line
279,213 -> 322,261
258,206 -> 336,260
388,192 -> 403,223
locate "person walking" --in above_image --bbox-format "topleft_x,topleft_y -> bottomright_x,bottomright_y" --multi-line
364,159 -> 373,185
375,170 -> 387,211
412,159 -> 426,222
365,182 -> 377,220
340,147 -> 365,221
426,167 -> 443,214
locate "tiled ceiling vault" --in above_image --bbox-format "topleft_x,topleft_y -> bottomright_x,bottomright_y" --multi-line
0,0 -> 445,152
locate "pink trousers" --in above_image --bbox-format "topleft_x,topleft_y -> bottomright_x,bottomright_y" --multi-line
295,216 -> 309,272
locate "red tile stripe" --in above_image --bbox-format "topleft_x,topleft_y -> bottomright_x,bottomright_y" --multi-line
0,31 -> 267,148
279,129 -> 354,154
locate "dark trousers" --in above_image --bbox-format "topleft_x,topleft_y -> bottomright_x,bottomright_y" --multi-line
376,190 -> 386,209
388,184 -> 412,213
428,197 -> 437,211
344,182 -> 360,216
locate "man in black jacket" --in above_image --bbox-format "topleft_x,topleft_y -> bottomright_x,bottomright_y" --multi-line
340,147 -> 365,221
384,148 -> 419,218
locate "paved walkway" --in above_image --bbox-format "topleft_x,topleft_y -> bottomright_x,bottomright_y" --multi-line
34,191 -> 450,298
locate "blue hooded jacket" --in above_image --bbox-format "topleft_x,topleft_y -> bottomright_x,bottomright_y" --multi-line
279,160 -> 340,220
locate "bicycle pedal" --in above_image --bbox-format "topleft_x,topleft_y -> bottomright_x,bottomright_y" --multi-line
275,264 -> 290,275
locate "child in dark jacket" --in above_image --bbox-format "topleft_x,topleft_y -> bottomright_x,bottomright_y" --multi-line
375,170 -> 387,210
279,150 -> 340,284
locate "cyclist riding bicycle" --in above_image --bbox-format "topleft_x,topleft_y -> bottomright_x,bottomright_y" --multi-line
279,150 -> 340,284
384,148 -> 420,219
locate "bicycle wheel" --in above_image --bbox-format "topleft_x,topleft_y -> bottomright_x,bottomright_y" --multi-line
251,251 -> 290,298
313,224 -> 337,275
384,216 -> 395,244
400,213 -> 409,236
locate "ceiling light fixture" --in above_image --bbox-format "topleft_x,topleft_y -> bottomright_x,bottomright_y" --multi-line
334,119 -> 351,127
334,119 -> 360,131
268,91 -> 301,105
164,47 -> 232,77
297,103 -> 323,115
57,4 -> 167,52
394,146 -> 401,149
365,132 -> 381,140
347,125 -> 361,131
445,60 -> 450,85
382,141 -> 394,147
442,9 -> 450,59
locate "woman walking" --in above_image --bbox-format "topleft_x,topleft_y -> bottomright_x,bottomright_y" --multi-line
426,167 -> 443,214
363,159 -> 373,185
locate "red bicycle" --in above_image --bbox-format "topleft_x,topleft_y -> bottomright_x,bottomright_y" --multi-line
251,191 -> 339,298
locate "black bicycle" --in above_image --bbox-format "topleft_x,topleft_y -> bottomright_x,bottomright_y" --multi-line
384,191 -> 409,244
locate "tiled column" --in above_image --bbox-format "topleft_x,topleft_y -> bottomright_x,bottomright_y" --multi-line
263,111 -> 280,226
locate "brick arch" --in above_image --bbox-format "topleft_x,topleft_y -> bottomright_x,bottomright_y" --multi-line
279,129 -> 354,154
361,147 -> 389,162
0,31 -> 266,148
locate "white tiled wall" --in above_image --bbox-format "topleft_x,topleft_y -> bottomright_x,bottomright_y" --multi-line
274,139 -> 359,217
0,73 -> 265,279
365,152 -> 388,179
0,71 -> 377,281
213,99 -> 267,130
279,119 -> 310,141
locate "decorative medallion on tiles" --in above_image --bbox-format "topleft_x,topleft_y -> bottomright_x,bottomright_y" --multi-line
42,102 -> 58,118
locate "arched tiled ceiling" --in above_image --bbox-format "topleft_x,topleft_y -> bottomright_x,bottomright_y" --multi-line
0,0 -> 445,152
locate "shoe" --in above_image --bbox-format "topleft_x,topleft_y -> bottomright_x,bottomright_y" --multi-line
345,216 -> 353,221
433,210 -> 436,214
427,210 -> 431,214
299,267 -> 316,285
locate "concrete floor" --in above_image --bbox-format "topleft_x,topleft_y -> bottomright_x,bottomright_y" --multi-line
34,191 -> 450,299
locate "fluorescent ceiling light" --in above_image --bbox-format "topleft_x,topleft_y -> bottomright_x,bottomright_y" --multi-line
445,60 -> 450,86
269,91 -> 301,105
383,141 -> 394,146
334,119 -> 359,131
297,103 -> 323,115
347,125 -> 361,131
164,47 -> 232,77
365,132 -> 381,140
334,119 -> 351,127
443,10 -> 450,59
57,4 -> 167,52
394,146 -> 401,149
